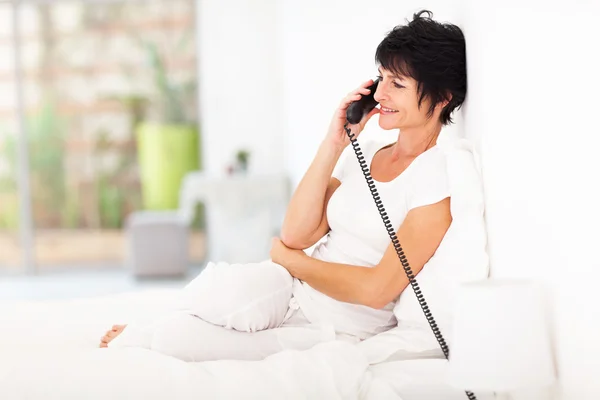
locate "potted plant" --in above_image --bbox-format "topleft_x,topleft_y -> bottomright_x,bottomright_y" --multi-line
236,149 -> 250,173
133,40 -> 201,211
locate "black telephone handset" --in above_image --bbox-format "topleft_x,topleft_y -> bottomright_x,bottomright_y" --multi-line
345,78 -> 380,125
344,80 -> 477,400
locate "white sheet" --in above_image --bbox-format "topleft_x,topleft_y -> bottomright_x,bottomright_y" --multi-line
0,289 -> 495,400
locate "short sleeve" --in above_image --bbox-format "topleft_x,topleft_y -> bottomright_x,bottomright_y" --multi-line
407,151 -> 451,211
331,146 -> 353,182
332,140 -> 382,182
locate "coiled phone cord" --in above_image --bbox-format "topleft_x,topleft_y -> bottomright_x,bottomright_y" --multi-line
343,122 -> 477,400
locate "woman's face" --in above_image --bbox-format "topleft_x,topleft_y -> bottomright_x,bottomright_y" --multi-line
374,67 -> 439,131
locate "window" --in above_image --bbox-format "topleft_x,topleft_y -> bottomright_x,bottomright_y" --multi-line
0,0 -> 204,273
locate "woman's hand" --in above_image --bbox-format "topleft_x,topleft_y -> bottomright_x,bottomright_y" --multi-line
270,237 -> 306,276
324,79 -> 380,151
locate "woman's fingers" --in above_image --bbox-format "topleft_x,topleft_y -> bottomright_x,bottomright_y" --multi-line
347,87 -> 371,98
334,80 -> 376,129
360,79 -> 374,89
350,87 -> 371,96
339,93 -> 362,110
338,79 -> 376,108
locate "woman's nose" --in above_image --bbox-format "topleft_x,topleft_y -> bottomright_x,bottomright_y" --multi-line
373,82 -> 387,103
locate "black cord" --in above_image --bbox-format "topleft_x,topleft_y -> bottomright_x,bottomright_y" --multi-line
343,122 -> 477,400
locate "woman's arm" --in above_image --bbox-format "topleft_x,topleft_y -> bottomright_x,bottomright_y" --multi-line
279,197 -> 452,309
280,79 -> 380,250
280,142 -> 342,250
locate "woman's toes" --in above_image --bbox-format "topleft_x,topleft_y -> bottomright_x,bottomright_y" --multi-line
99,324 -> 127,348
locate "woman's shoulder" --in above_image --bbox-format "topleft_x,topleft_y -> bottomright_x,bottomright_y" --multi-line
405,145 -> 449,187
340,137 -> 392,164
406,146 -> 451,210
415,145 -> 447,169
361,137 -> 396,156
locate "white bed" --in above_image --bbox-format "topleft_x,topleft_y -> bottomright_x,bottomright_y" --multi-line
0,289 -> 496,400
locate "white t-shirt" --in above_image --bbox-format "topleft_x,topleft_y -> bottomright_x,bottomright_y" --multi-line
295,138 -> 451,339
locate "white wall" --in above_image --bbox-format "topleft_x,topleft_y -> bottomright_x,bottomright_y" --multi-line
463,2 -> 600,399
196,1 -> 600,398
196,0 -> 284,175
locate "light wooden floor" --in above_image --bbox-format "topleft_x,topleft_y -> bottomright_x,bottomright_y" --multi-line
0,229 -> 206,271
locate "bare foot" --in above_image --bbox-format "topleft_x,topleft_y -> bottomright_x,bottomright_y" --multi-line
99,324 -> 127,348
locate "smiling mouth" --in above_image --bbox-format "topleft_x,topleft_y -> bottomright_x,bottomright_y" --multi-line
379,106 -> 398,113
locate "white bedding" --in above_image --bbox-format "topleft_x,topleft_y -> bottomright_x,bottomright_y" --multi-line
0,289 -> 495,400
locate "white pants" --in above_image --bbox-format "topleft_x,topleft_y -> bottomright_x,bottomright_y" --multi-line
109,260 -> 336,362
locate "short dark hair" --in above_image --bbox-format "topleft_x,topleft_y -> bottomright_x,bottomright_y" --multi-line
375,10 -> 467,125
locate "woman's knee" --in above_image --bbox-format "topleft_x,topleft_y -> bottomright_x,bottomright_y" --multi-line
181,260 -> 293,332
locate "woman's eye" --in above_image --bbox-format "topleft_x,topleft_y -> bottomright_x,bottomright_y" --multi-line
375,75 -> 403,88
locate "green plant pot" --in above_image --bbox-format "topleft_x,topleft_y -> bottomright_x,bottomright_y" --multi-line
136,122 -> 200,210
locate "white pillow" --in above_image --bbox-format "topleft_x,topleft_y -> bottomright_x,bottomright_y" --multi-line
181,260 -> 293,332
360,134 -> 490,365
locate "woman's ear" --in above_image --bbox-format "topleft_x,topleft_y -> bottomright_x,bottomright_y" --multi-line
437,92 -> 452,110
444,92 -> 453,107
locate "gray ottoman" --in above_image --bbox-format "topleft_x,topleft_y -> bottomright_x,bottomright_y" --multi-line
125,210 -> 189,278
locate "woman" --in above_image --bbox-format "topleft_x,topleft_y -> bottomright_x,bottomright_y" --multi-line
101,10 -> 466,362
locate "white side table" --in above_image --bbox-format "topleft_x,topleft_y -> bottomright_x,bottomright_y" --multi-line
179,172 -> 291,264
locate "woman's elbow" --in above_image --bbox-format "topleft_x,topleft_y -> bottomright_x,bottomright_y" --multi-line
280,234 -> 305,250
363,279 -> 390,310
365,274 -> 403,310
366,295 -> 389,310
